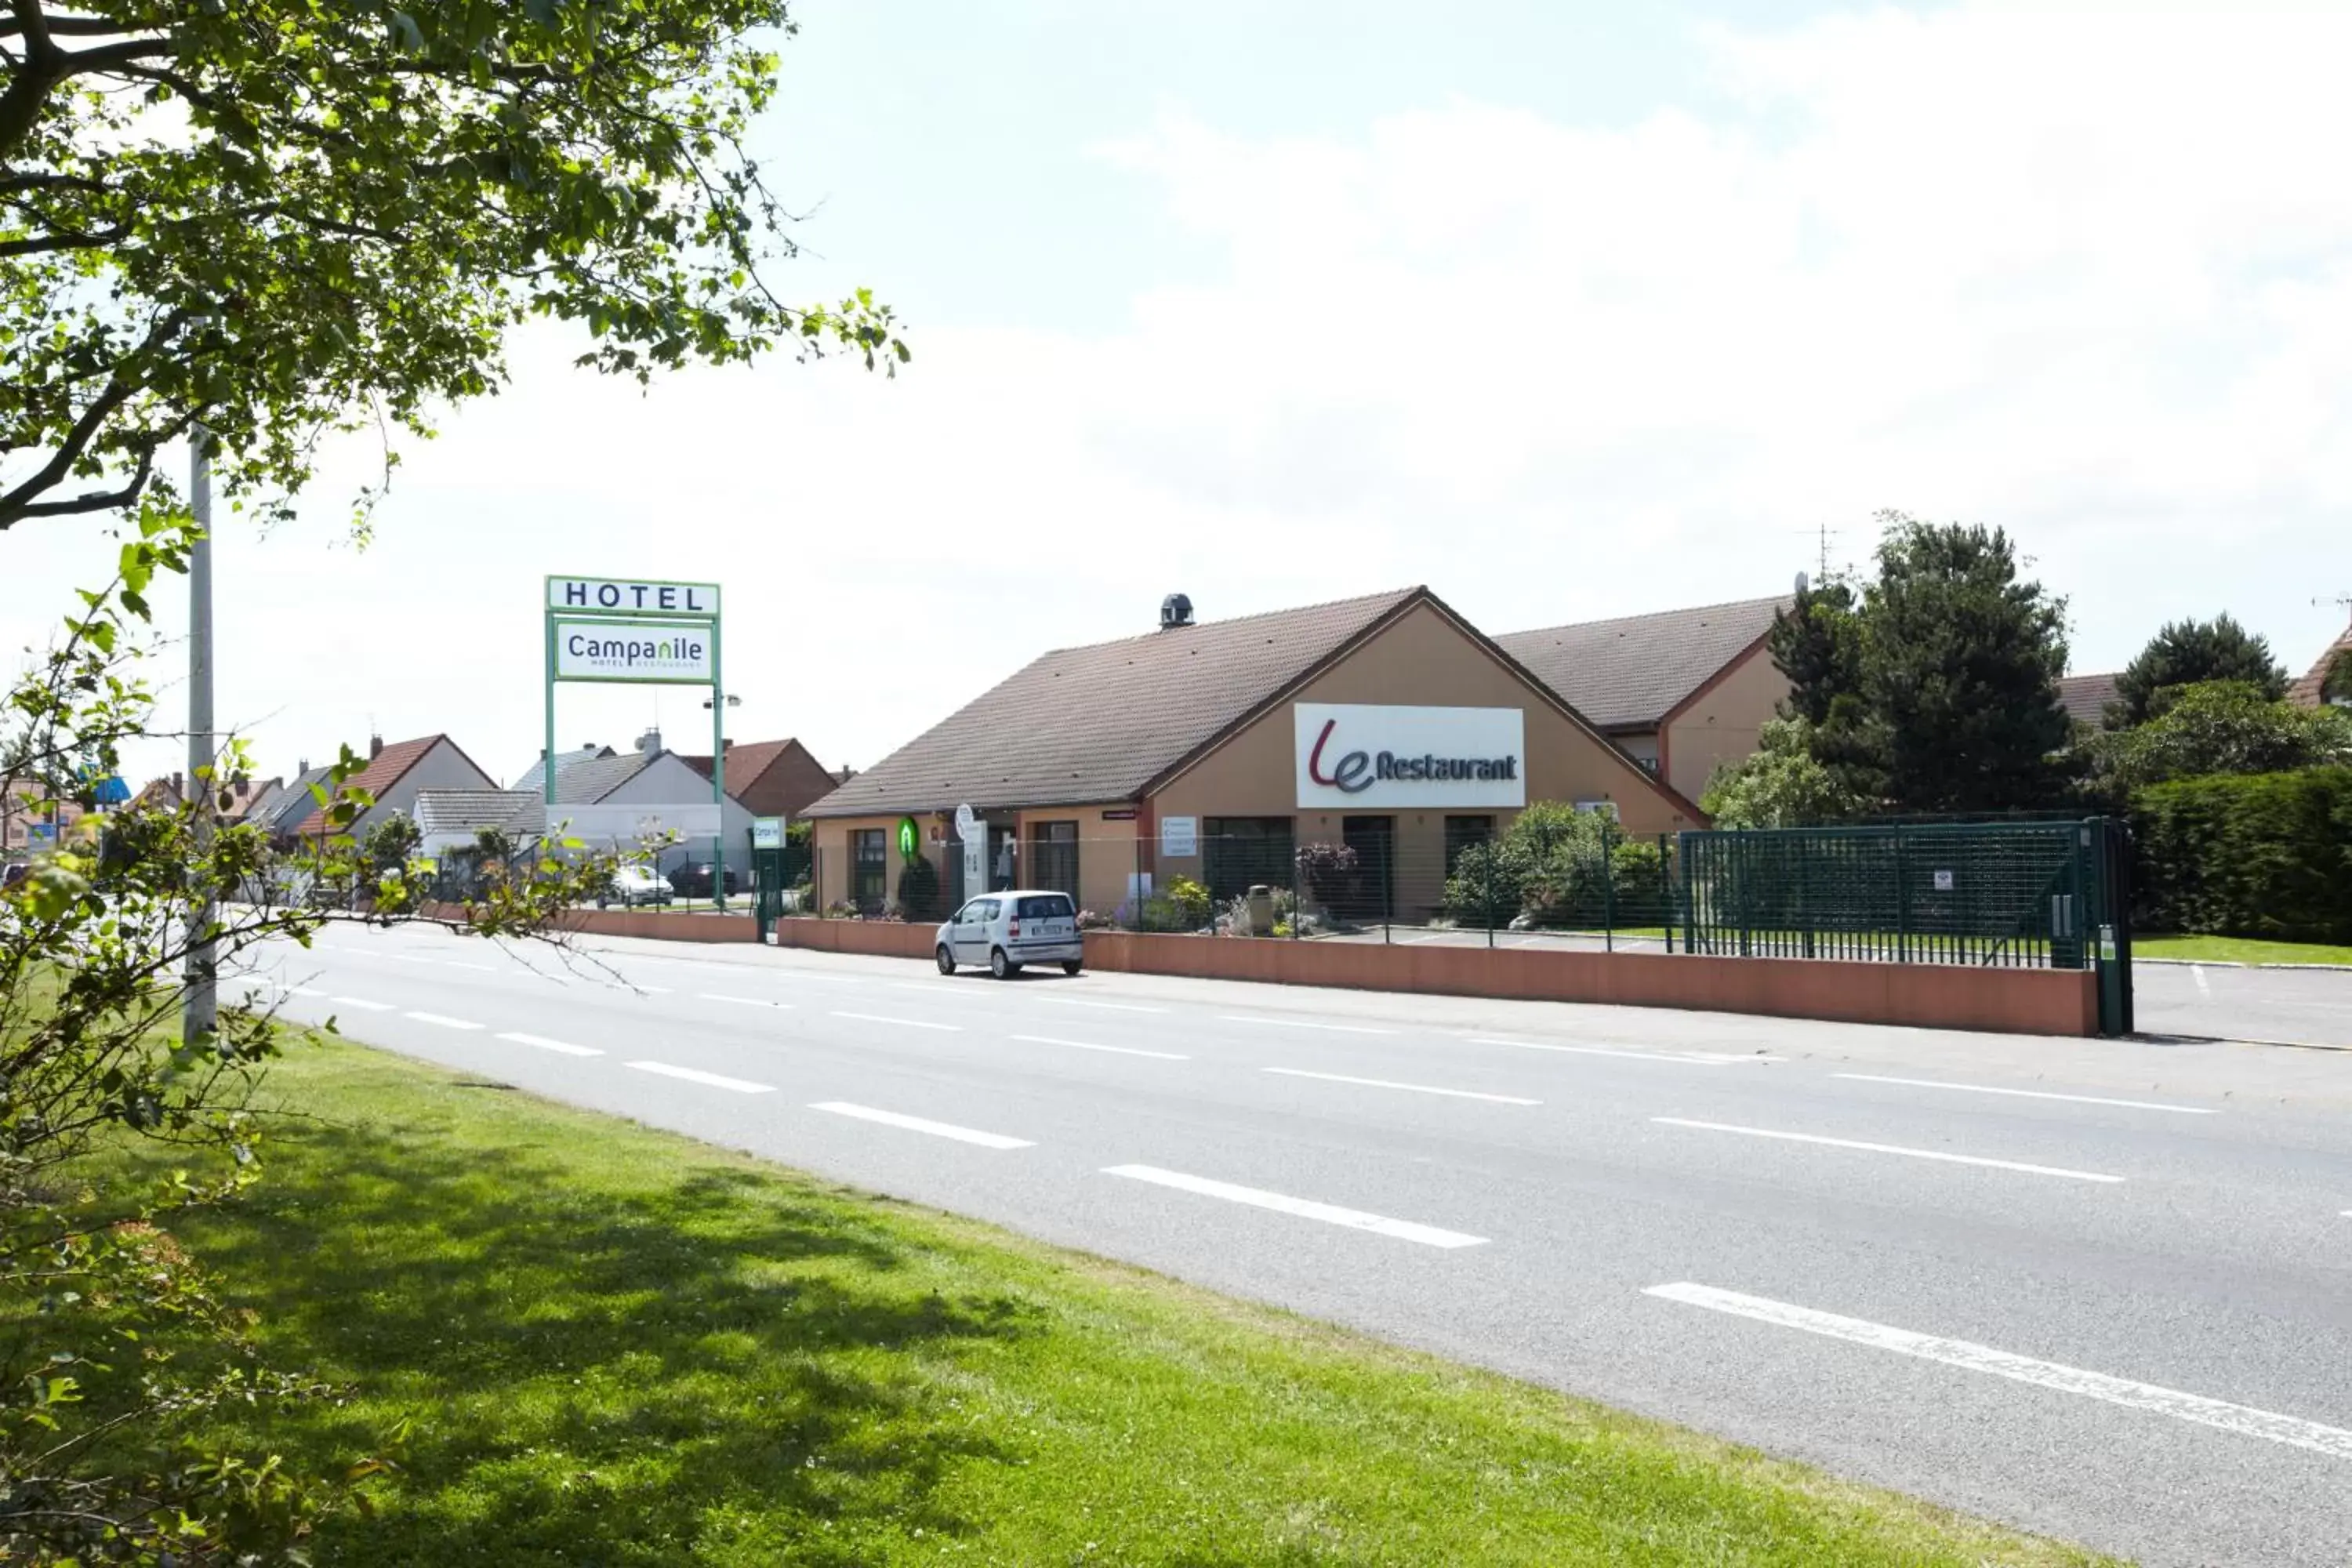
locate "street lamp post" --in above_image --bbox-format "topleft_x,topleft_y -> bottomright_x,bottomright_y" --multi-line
702,693 -> 741,913
184,429 -> 216,1047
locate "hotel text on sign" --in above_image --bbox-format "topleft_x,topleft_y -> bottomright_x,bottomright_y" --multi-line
546,576 -> 720,617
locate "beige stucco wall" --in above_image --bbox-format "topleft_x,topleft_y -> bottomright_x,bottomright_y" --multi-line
813,805 -> 1136,917
1662,641 -> 1789,805
1145,601 -> 1696,918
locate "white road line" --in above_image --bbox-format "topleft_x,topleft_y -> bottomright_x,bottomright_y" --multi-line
437,960 -> 497,972
1220,1014 -> 1393,1036
699,993 -> 795,1010
1473,1038 -> 1757,1066
891,981 -> 998,997
1652,1117 -> 2124,1183
2192,964 -> 2212,996
288,985 -> 327,997
810,1102 -> 1031,1148
1011,1034 -> 1189,1061
1831,1073 -> 2219,1116
1036,996 -> 1166,1014
404,1011 -> 485,1031
627,1060 -> 776,1094
329,996 -> 396,1011
1262,1067 -> 1538,1105
831,1011 -> 960,1032
1103,1165 -> 1487,1249
1645,1282 -> 2352,1461
381,954 -> 436,965
497,1031 -> 603,1058
611,982 -> 674,995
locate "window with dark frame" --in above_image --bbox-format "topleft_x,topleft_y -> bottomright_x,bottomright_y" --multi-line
1443,815 -> 1495,877
851,828 -> 887,911
1029,820 -> 1080,902
1202,815 -> 1294,904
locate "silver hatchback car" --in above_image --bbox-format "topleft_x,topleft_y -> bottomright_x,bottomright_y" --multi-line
935,890 -> 1083,979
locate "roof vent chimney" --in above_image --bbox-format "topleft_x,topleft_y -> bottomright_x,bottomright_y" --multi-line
1160,593 -> 1194,631
636,728 -> 662,757
368,733 -> 383,760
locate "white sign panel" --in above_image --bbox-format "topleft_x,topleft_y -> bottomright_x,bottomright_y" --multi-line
1294,703 -> 1527,810
751,817 -> 784,850
1159,815 -> 1199,858
1933,869 -> 1955,892
554,619 -> 715,684
547,576 -> 720,617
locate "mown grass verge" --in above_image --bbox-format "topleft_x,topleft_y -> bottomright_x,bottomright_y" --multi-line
2135,934 -> 2352,967
109,1036 -> 2121,1566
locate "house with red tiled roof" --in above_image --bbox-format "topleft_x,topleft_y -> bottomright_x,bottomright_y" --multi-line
2288,622 -> 2352,709
303,735 -> 498,843
681,737 -> 841,821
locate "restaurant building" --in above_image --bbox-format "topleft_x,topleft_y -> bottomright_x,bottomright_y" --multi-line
804,586 -> 1704,920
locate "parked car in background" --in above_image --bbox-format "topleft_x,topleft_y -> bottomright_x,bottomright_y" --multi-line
600,865 -> 673,909
935,890 -> 1083,979
667,862 -> 739,898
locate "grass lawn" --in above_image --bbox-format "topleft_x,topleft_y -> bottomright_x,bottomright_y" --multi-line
2135,934 -> 2352,967
113,1037 -> 2117,1567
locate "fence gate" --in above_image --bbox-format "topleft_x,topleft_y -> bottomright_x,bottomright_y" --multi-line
1676,817 -> 2135,1035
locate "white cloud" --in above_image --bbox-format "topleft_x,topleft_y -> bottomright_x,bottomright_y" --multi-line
10,2 -> 2351,789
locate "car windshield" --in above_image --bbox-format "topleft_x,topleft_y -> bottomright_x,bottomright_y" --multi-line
1017,895 -> 1073,920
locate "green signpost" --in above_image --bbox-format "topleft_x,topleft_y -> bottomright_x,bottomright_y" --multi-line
543,575 -> 729,910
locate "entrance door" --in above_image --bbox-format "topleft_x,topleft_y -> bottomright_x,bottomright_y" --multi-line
1341,815 -> 1394,926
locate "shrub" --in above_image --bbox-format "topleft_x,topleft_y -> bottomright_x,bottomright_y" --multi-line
1166,874 -> 1213,928
2132,766 -> 2352,942
895,856 -> 940,921
1294,842 -> 1358,912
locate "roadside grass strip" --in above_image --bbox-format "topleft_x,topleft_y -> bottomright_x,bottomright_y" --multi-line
94,1040 -> 2121,1566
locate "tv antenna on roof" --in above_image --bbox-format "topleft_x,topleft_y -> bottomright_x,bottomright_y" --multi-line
2317,593 -> 2352,626
1791,521 -> 1843,581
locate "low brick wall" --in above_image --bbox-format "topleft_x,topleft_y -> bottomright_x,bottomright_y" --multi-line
557,908 -> 760,942
764,919 -> 2098,1036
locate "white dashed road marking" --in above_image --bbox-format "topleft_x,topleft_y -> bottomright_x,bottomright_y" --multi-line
1831,1074 -> 2217,1115
497,1032 -> 602,1058
405,1011 -> 485,1031
626,1061 -> 775,1094
1220,1014 -> 1393,1035
1646,1283 -> 2352,1461
330,996 -> 396,1011
1036,996 -> 1166,1014
1011,1035 -> 1189,1061
809,1102 -> 1032,1148
1653,1118 -> 2124,1183
1474,1038 -> 1766,1065
1103,1164 -> 1487,1249
1262,1067 -> 1538,1105
2193,964 -> 2212,996
831,1012 -> 960,1032
699,993 -> 794,1009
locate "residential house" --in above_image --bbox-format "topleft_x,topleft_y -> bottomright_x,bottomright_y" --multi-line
414,789 -> 545,859
2288,621 -> 2352,709
545,731 -> 754,865
681,737 -> 842,821
264,761 -> 335,842
2058,673 -> 2122,731
2,777 -> 85,854
1493,595 -> 1792,805
303,735 -> 499,845
511,742 -> 616,793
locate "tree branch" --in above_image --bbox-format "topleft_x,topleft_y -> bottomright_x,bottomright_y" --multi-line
0,310 -> 185,530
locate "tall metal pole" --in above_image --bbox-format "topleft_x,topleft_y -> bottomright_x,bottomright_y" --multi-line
183,430 -> 216,1047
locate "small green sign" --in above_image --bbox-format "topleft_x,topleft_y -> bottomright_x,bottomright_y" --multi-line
896,816 -> 920,862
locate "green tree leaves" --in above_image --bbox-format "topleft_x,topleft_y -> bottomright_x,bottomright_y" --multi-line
1,0 -> 907,535
2112,615 -> 2288,728
2089,681 -> 2352,789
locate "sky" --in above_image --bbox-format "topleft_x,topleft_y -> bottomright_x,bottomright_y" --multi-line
9,0 -> 2352,790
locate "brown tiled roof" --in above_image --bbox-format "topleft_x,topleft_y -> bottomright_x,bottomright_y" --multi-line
806,590 -> 1422,818
2058,672 -> 2122,728
683,738 -> 798,799
2288,624 -> 2352,708
1493,595 -> 1790,731
303,735 -> 481,837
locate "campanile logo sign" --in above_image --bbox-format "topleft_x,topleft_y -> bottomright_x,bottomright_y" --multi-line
1293,703 -> 1527,809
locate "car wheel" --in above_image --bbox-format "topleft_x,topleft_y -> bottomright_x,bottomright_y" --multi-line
1062,960 -> 1083,976
989,947 -> 1013,980
936,945 -> 956,976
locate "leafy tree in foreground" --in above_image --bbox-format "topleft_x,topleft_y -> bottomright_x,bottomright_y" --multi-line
1700,717 -> 1867,829
1,0 -> 907,536
2086,681 -> 2352,789
1859,514 -> 2074,815
2112,615 -> 2288,728
0,526 -> 633,1563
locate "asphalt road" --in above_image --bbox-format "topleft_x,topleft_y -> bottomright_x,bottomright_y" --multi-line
225,925 -> 2352,1567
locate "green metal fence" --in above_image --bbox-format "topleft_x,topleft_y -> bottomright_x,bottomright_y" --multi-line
1677,817 -> 2134,1031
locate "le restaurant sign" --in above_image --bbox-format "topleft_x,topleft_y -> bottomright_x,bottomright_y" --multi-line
1294,702 -> 1526,810
547,575 -> 720,618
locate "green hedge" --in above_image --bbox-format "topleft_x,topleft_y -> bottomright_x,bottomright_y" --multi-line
2132,767 -> 2352,942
